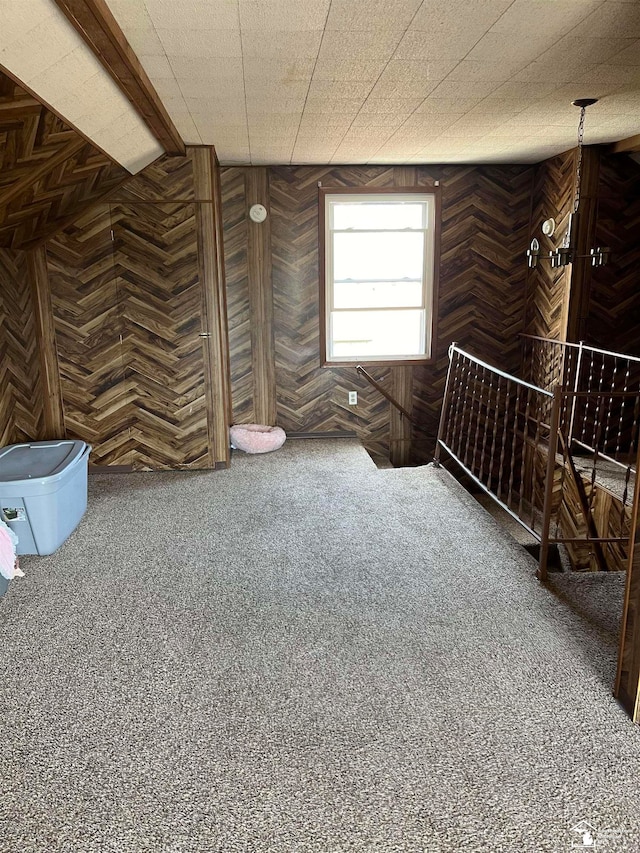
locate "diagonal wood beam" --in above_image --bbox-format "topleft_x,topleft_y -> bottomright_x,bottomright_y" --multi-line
53,0 -> 185,156
610,134 -> 640,154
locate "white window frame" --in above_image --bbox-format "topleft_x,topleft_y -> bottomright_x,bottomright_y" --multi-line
322,190 -> 437,365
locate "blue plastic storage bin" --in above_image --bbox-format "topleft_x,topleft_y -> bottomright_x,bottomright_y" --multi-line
0,440 -> 90,556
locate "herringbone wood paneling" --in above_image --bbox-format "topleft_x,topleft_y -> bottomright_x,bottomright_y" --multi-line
524,150 -> 575,346
46,205 -> 131,465
48,201 -> 213,470
113,203 -> 211,470
412,164 -> 533,463
222,164 -> 534,464
111,153 -> 196,203
270,166 -> 396,459
0,249 -> 44,444
220,168 -> 254,424
587,153 -> 640,356
0,72 -> 128,249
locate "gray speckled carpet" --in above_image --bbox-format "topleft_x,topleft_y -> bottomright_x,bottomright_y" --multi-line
0,439 -> 639,853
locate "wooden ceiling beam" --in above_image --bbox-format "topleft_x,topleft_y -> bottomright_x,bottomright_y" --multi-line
53,0 -> 185,156
610,134 -> 640,154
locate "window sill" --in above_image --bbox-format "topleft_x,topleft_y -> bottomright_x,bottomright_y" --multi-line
321,357 -> 436,368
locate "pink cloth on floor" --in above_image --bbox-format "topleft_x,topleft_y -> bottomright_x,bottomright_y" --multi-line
0,521 -> 21,580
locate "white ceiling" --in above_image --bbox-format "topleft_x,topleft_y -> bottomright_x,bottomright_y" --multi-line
0,0 -> 163,172
103,0 -> 640,165
2,0 -> 640,168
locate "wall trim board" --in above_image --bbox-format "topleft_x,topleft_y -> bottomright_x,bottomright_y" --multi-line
211,148 -> 234,432
53,0 -> 184,155
246,167 -> 277,426
28,247 -> 65,439
192,147 -> 232,467
610,134 -> 640,155
615,441 -> 640,722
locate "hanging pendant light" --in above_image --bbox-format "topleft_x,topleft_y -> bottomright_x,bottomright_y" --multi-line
527,98 -> 609,269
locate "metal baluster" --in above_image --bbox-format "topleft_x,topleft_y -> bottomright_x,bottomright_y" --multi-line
603,358 -> 618,459
587,356 -> 607,513
615,358 -> 631,462
507,384 -> 522,510
463,359 -> 480,470
444,352 -> 462,449
518,386 -> 532,521
471,365 -> 486,477
454,355 -> 471,461
497,379 -> 511,501
488,375 -> 501,492
479,366 -> 494,487
580,347 -> 595,447
530,390 -> 545,534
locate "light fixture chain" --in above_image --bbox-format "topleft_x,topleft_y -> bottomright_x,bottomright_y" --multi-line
562,104 -> 587,248
573,105 -> 586,215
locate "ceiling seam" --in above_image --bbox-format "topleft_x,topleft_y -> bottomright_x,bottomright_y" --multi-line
323,0 -> 428,165
375,0 -> 611,165
363,0 -> 521,165
290,1 -> 335,166
237,0 -> 252,163
142,0 -> 203,144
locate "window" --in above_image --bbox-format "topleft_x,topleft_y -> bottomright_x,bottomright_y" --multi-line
320,189 -> 438,365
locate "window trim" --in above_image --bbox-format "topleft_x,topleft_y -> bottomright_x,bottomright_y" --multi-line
319,185 -> 441,368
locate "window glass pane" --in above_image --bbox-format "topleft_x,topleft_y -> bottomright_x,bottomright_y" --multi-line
334,232 -> 424,281
331,310 -> 425,358
333,281 -> 423,309
333,202 -> 424,231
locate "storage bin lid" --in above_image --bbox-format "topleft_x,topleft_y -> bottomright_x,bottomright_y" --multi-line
0,440 -> 88,482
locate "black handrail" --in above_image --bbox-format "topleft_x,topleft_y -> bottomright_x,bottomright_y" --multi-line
355,365 -> 434,440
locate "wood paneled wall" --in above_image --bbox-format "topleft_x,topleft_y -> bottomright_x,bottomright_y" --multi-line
221,163 -> 533,464
0,72 -> 129,249
0,250 -> 45,444
523,149 -> 575,344
523,147 -> 640,359
412,164 -> 533,463
586,153 -> 640,356
43,149 -> 231,470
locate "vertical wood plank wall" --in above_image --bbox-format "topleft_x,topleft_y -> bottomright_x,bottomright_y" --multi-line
221,163 -> 533,464
221,168 -> 254,425
193,147 -> 232,467
245,168 -> 277,426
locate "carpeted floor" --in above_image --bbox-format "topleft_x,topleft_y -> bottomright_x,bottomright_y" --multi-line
0,439 -> 639,852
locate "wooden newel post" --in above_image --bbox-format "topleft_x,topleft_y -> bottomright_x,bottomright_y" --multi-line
538,386 -> 562,582
615,438 -> 640,722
